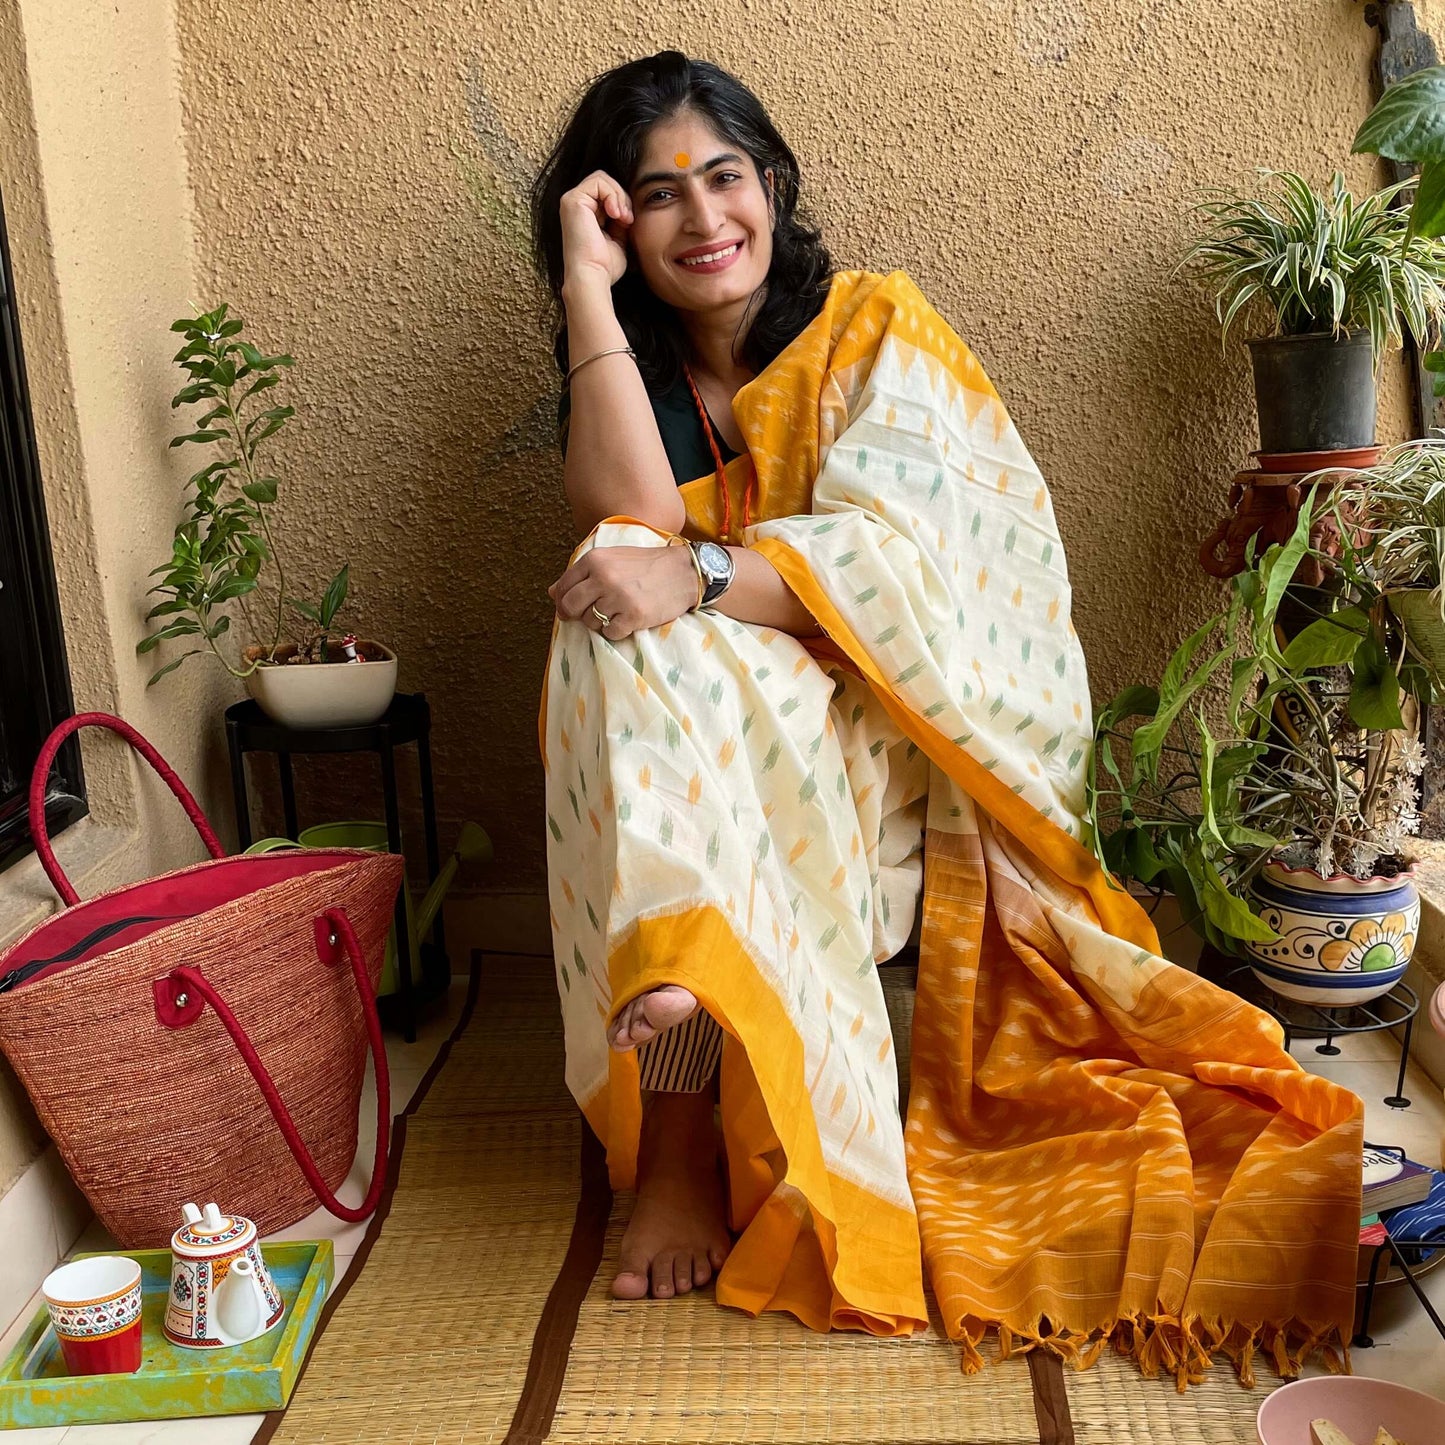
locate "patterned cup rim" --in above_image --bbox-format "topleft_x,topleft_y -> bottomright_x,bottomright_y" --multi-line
42,1255 -> 140,1309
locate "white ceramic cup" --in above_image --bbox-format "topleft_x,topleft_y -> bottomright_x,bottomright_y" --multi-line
41,1255 -> 144,1375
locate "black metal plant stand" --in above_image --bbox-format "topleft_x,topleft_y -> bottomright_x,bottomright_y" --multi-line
1224,967 -> 1419,1109
224,692 -> 448,1042
1356,1230 -> 1445,1348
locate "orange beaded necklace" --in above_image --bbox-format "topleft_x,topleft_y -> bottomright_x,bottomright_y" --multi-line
682,363 -> 755,543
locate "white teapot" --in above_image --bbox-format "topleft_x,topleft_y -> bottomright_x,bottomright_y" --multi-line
163,1202 -> 285,1348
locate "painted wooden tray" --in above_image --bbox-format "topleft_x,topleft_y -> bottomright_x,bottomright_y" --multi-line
0,1240 -> 333,1428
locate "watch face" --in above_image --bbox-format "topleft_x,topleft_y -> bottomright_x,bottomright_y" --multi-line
698,542 -> 731,577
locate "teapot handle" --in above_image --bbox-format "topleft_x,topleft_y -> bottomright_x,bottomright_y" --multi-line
154,906 -> 390,1222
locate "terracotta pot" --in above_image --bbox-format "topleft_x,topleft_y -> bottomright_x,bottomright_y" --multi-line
1252,444 -> 1383,474
243,641 -> 398,728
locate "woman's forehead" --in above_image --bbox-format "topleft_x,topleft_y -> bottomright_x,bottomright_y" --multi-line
634,113 -> 732,173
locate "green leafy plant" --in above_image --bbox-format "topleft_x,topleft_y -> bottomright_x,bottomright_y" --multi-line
1353,65 -> 1445,396
1089,504 -> 1428,954
138,305 -> 350,683
1181,170 -> 1445,356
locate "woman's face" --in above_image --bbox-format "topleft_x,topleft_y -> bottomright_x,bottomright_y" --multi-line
625,109 -> 774,321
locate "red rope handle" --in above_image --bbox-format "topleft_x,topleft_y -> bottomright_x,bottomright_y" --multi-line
29,712 -> 225,906
168,907 -> 391,1222
683,364 -> 755,542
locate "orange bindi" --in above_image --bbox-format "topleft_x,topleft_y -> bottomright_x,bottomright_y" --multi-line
674,152 -> 691,168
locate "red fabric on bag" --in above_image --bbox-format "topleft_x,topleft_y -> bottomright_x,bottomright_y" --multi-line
6,851 -> 376,975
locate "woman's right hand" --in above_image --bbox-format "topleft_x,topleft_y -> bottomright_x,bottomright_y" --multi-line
560,170 -> 634,290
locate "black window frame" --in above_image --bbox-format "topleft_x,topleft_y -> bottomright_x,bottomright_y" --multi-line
0,183 -> 84,871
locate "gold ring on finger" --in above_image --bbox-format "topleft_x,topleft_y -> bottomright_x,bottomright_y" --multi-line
590,604 -> 612,628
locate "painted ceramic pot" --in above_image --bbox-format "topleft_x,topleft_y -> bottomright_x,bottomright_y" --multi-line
1245,861 -> 1418,1007
164,1202 -> 285,1348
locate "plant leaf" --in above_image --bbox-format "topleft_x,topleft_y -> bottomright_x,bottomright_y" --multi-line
1353,65 -> 1445,162
320,563 -> 350,628
1281,605 -> 1370,669
147,649 -> 207,685
136,617 -> 202,654
242,478 -> 278,504
1349,632 -> 1406,730
1410,158 -> 1445,241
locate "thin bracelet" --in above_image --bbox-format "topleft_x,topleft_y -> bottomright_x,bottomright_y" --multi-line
564,345 -> 636,386
683,539 -> 707,611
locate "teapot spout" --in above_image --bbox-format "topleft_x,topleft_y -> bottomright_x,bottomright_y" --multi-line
214,1256 -> 267,1346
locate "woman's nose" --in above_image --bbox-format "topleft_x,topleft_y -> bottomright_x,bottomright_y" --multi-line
681,186 -> 726,235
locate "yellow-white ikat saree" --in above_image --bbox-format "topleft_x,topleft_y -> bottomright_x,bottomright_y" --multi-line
541,270 -> 1363,1385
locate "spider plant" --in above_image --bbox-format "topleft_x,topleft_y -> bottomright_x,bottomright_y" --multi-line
1182,170 -> 1445,355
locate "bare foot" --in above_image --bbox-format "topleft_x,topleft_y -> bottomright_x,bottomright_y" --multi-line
608,984 -> 698,1052
612,1088 -> 731,1300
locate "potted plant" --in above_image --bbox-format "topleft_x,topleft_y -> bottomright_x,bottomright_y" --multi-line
1090,504 -> 1426,1006
139,305 -> 397,728
1182,169 -> 1445,454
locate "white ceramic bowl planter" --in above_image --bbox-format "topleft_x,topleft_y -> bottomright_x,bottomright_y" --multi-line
245,642 -> 398,729
1244,860 -> 1419,1007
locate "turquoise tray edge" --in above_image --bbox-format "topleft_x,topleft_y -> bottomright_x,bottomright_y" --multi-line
0,1239 -> 334,1428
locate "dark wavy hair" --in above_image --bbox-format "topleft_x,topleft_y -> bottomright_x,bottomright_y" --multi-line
529,51 -> 832,392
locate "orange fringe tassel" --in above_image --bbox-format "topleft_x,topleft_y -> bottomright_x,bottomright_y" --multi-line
954,1310 -> 1352,1391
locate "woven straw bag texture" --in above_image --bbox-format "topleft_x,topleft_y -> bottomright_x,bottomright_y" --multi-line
0,849 -> 401,1246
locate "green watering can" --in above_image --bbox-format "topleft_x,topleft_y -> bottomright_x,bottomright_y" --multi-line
245,821 -> 492,995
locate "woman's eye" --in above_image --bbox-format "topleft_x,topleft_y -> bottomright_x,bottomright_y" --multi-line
644,189 -> 673,204
715,172 -> 741,185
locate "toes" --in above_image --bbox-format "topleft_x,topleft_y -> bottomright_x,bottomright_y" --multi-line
692,1254 -> 714,1287
672,1255 -> 695,1296
708,1243 -> 730,1271
611,1268 -> 650,1300
651,1253 -> 677,1299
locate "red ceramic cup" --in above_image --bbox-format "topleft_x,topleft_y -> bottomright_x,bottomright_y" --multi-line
42,1255 -> 143,1375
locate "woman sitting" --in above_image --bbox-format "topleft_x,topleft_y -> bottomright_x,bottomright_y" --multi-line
528,51 -> 1361,1383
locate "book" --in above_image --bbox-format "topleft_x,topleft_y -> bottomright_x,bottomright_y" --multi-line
1359,1215 -> 1387,1247
1361,1146 -> 1433,1215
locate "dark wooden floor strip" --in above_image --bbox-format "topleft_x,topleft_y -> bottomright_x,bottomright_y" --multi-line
502,1123 -> 613,1445
1027,1351 -> 1076,1445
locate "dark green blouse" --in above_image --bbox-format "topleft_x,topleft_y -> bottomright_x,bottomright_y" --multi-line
557,372 -> 741,486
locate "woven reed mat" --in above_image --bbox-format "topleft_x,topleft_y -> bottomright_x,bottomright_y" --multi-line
255,957 -> 1271,1445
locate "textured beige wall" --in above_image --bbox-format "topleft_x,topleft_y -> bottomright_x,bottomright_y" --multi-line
0,0 -> 236,1192
170,0 -> 1415,909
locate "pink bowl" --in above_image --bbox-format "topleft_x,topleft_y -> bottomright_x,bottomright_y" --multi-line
1257,1376 -> 1445,1445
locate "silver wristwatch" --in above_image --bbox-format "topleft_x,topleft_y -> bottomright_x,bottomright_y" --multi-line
689,540 -> 735,609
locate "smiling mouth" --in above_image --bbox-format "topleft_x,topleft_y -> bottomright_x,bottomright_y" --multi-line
676,241 -> 743,268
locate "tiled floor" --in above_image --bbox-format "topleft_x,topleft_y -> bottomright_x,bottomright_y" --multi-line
2,983 -> 1444,1440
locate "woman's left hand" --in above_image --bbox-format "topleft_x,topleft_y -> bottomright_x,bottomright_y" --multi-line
549,544 -> 701,640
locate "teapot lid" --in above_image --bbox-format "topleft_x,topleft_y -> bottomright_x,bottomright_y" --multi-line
172,1201 -> 255,1254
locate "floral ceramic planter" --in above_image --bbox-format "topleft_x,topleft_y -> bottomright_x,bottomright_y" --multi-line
1245,860 -> 1418,1007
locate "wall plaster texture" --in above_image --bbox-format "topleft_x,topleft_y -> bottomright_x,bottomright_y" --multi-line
172,0 -> 1415,902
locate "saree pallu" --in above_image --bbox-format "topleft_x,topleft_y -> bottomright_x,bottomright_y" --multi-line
540,269 -> 1363,1385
